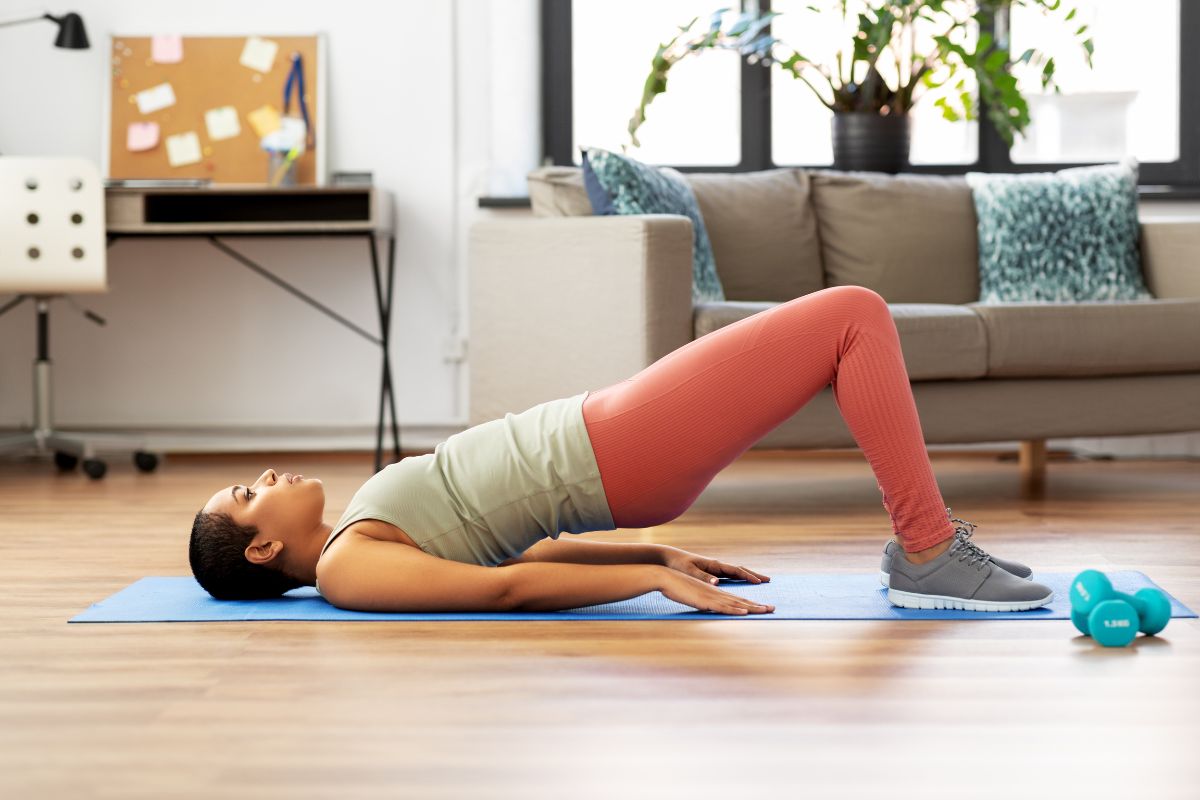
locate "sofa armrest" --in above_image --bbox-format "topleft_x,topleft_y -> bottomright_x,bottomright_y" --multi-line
468,214 -> 695,425
1140,219 -> 1200,299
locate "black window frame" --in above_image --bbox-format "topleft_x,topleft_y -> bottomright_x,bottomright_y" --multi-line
541,0 -> 1200,186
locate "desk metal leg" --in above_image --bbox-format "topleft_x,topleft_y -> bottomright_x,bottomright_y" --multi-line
204,235 -> 399,475
368,234 -> 402,473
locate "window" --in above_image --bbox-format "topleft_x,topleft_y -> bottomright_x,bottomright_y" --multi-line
571,1 -> 742,166
1008,0 -> 1179,164
543,0 -> 1200,185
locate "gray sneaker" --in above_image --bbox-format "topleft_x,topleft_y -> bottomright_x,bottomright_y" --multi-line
887,533 -> 1054,612
879,507 -> 1033,586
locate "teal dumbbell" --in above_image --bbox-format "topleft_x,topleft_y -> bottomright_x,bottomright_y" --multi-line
1072,570 -> 1172,634
1087,599 -> 1139,647
1068,569 -> 1172,645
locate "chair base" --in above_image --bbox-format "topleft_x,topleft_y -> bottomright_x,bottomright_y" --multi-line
0,295 -> 159,479
0,428 -> 159,479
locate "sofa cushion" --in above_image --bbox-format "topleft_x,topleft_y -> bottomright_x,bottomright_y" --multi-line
527,166 -> 593,217
582,147 -> 724,304
967,297 -> 1200,377
693,299 -> 988,381
684,168 -> 824,304
809,170 -> 980,304
527,164 -> 824,304
966,159 -> 1154,303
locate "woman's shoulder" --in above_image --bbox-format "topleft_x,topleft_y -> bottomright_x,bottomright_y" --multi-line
316,520 -> 422,580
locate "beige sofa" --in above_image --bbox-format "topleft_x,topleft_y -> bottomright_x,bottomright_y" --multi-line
468,166 -> 1200,488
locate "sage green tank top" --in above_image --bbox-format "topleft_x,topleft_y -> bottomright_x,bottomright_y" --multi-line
314,391 -> 615,597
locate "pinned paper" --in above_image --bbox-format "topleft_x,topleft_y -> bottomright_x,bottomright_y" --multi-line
279,116 -> 307,150
135,82 -> 176,114
165,131 -> 202,167
126,121 -> 159,152
261,119 -> 306,153
204,106 -> 241,141
239,36 -> 278,73
151,35 -> 183,63
246,104 -> 282,138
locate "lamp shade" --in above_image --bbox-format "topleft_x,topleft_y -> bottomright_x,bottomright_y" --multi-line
51,12 -> 88,49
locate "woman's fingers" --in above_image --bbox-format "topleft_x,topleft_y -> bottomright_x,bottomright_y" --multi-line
710,585 -> 773,614
706,560 -> 771,583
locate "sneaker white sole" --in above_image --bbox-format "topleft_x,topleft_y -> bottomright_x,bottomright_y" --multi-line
887,587 -> 1054,612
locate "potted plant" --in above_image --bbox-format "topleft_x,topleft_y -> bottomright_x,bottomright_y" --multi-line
628,2 -> 1095,173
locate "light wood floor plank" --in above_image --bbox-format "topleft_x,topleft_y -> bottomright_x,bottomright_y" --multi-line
1,450 -> 1197,798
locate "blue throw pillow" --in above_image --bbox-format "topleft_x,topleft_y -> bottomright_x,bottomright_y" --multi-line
582,147 -> 725,304
965,158 -> 1153,303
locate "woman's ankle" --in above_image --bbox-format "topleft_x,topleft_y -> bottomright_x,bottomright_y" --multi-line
905,536 -> 954,565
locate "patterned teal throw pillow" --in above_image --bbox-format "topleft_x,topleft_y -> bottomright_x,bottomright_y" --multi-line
582,147 -> 725,304
965,159 -> 1153,303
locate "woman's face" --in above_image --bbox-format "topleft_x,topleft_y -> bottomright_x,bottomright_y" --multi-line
202,468 -> 326,541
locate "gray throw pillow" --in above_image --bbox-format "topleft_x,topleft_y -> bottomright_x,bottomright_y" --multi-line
965,158 -> 1153,303
582,147 -> 725,304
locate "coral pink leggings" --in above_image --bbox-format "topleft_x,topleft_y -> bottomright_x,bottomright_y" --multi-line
581,285 -> 957,553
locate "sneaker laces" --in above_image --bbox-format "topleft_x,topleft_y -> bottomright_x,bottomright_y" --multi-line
945,506 -> 993,570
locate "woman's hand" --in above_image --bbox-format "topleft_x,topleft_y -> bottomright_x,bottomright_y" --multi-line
657,568 -> 774,615
659,546 -> 771,586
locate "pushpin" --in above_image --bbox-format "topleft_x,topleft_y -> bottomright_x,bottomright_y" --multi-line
119,78 -> 129,89
202,146 -> 213,157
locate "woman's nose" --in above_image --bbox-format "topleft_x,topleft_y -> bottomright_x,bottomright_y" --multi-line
256,468 -> 275,485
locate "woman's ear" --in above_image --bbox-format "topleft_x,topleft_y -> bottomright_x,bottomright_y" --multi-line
245,540 -> 283,566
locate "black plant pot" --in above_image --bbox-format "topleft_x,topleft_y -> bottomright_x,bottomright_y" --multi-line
831,112 -> 910,173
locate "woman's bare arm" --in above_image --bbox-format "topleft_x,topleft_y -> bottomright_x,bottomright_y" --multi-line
505,561 -> 774,616
504,562 -> 665,611
503,537 -> 675,566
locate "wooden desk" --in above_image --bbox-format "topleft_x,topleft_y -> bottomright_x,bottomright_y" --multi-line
105,185 -> 400,472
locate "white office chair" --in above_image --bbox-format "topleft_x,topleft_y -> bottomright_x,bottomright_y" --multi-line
0,156 -> 159,479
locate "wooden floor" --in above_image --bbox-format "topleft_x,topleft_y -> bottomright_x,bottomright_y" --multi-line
1,447 -> 1197,799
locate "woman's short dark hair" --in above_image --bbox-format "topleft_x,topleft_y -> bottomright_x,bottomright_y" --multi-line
189,510 -> 304,600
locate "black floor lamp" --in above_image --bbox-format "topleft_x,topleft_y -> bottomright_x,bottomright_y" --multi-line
0,11 -> 89,49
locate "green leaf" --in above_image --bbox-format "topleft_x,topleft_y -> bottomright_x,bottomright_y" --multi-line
934,96 -> 961,122
984,48 -> 1007,73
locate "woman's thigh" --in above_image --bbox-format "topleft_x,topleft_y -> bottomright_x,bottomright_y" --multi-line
582,285 -> 886,528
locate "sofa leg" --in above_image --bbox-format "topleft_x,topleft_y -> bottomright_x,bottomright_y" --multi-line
1019,439 -> 1046,493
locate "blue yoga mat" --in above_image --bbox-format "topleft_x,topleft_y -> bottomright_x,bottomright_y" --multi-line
70,570 -> 1196,623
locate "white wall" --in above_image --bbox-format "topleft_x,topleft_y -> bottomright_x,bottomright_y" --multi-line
1,1 -> 1194,460
0,0 -> 540,453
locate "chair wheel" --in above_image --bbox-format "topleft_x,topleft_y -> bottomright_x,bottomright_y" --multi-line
82,459 -> 107,480
133,451 -> 158,472
54,451 -> 79,472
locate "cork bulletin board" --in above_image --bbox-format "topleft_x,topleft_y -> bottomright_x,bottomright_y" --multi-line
105,34 -> 326,184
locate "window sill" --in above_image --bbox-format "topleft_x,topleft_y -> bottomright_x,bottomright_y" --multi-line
478,196 -> 533,209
